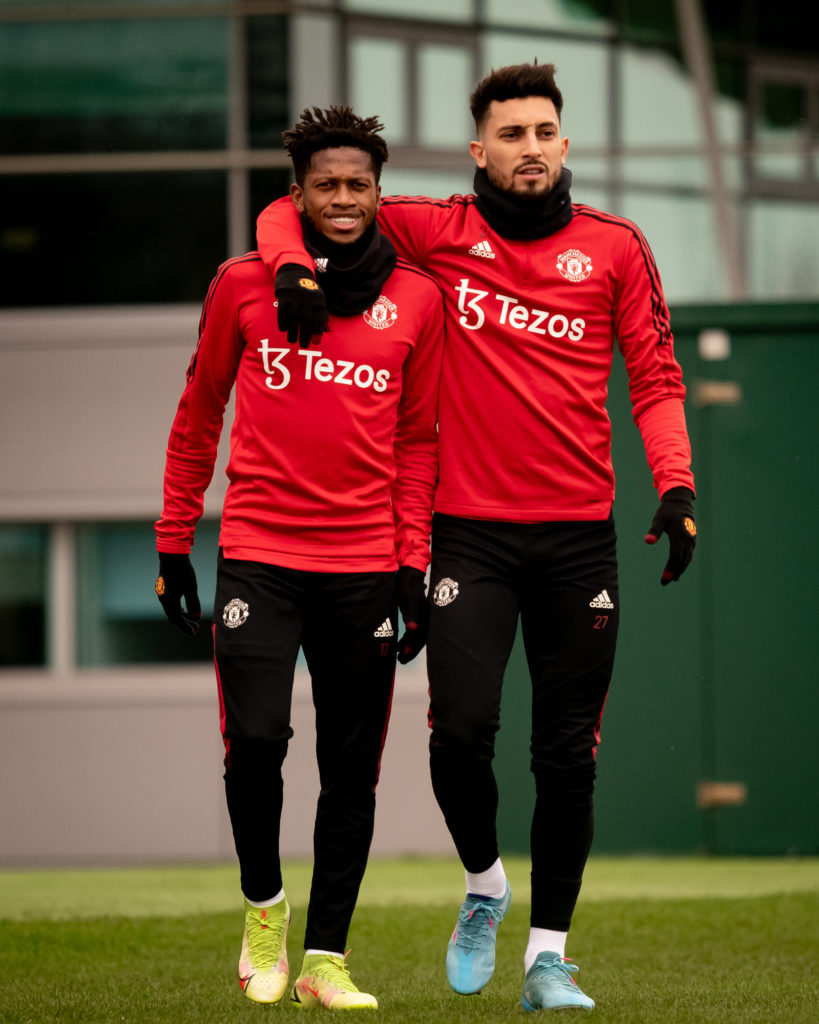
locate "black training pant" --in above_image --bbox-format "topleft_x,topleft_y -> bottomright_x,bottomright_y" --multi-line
426,514 -> 619,932
213,553 -> 397,952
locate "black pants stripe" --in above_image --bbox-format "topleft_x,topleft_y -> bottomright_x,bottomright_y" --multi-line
213,553 -> 397,952
426,514 -> 619,932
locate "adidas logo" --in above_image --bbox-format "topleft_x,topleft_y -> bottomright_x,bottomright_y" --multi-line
589,590 -> 614,609
314,257 -> 328,273
374,617 -> 395,638
468,240 -> 495,259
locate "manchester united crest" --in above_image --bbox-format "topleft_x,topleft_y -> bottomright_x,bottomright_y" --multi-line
433,577 -> 460,607
364,294 -> 398,330
222,598 -> 250,628
556,248 -> 593,282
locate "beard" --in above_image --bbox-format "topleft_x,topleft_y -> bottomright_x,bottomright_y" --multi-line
486,161 -> 557,201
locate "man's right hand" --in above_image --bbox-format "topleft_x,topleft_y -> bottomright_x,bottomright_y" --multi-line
275,264 -> 328,348
155,553 -> 201,636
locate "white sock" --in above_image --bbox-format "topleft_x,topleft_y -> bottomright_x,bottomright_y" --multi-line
245,888 -> 285,908
305,948 -> 345,959
465,857 -> 507,900
525,928 -> 568,973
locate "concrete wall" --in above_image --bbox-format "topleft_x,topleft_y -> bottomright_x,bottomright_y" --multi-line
0,664 -> 449,867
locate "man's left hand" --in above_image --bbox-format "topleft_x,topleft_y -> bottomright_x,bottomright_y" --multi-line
396,566 -> 429,664
644,486 -> 697,585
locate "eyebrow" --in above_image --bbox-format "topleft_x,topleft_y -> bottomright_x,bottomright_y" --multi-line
496,120 -> 559,133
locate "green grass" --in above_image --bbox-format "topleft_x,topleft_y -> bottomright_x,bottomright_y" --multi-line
1,857 -> 817,1023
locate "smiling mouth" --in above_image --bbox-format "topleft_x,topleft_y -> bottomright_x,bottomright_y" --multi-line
517,164 -> 546,177
327,215 -> 359,226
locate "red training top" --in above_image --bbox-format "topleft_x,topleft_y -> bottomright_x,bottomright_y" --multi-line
156,251 -> 444,572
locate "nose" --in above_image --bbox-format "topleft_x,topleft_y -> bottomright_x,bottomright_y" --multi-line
333,183 -> 356,206
521,128 -> 541,157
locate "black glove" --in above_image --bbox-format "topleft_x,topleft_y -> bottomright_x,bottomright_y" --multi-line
396,566 -> 429,664
644,486 -> 697,586
275,263 -> 328,348
155,553 -> 201,636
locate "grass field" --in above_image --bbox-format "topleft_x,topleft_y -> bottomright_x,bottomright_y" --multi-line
1,856 -> 817,1023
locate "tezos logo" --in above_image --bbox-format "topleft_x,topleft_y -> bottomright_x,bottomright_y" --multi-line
364,294 -> 398,330
433,577 -> 460,607
222,598 -> 250,628
556,248 -> 593,282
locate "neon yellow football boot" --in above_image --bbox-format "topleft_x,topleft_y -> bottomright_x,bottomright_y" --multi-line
290,952 -> 378,1010
237,896 -> 290,1004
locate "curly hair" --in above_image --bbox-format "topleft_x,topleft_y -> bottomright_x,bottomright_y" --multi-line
282,106 -> 389,185
470,61 -> 563,131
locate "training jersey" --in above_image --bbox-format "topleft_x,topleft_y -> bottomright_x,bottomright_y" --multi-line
257,194 -> 694,522
156,251 -> 444,572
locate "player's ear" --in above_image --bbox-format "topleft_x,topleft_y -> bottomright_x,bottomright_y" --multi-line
469,139 -> 487,168
290,182 -> 304,212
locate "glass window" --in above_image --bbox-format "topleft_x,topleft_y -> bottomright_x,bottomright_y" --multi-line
748,200 -> 819,300
481,34 -> 609,149
250,169 -> 296,244
484,0 -> 610,35
247,14 -> 289,151
564,173 -> 608,210
75,521 -> 221,666
0,17 -> 228,156
620,192 -> 729,303
343,0 -> 474,21
380,167 -> 472,200
1,171 -> 227,306
0,1 -> 224,7
0,525 -> 47,667
622,46 -> 706,147
620,44 -> 743,187
754,80 -> 809,181
418,45 -> 474,149
349,37 -> 409,145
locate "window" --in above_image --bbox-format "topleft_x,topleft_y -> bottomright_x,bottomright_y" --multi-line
0,17 -> 229,156
349,37 -> 410,145
0,525 -> 47,667
347,21 -> 478,152
344,0 -> 474,22
750,64 -> 818,192
418,44 -> 474,149
2,171 -> 227,307
75,521 -> 221,666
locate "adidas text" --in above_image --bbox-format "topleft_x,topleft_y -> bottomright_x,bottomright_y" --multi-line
589,590 -> 614,609
468,240 -> 495,259
374,618 -> 395,638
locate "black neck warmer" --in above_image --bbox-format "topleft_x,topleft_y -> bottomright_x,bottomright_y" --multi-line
301,215 -> 397,316
473,166 -> 574,240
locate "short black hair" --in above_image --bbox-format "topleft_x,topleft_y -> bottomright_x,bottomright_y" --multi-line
470,61 -> 563,131
282,105 -> 389,186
